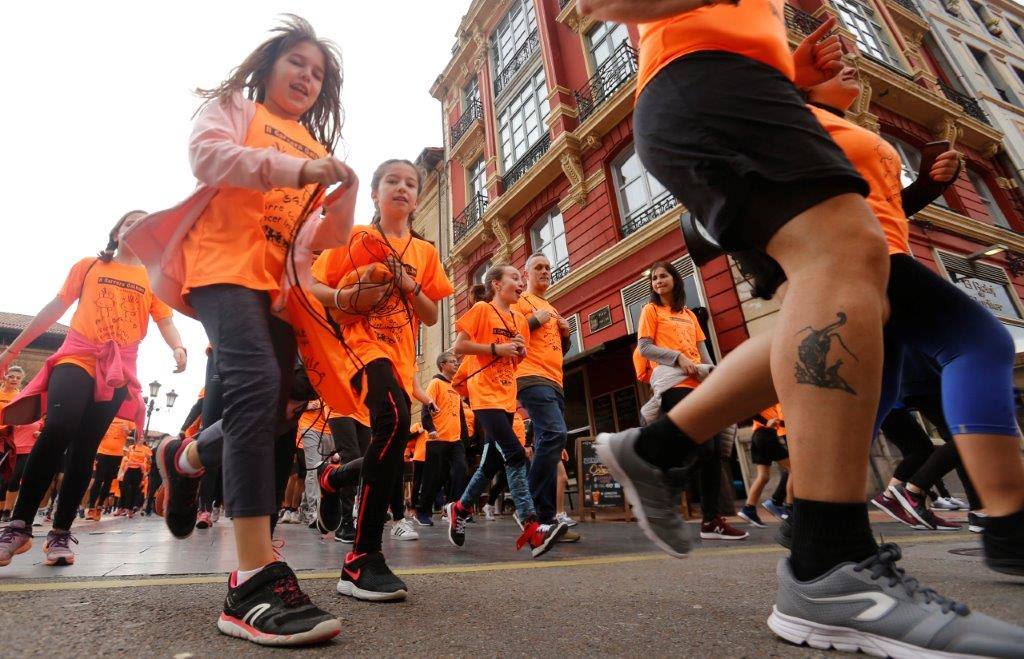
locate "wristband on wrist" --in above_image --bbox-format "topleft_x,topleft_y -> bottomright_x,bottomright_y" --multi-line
490,343 -> 497,356
409,282 -> 422,297
333,287 -> 343,310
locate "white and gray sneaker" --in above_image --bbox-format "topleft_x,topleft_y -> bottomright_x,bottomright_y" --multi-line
390,518 -> 419,542
556,512 -> 578,527
769,543 -> 1024,658
595,429 -> 695,558
483,504 -> 496,521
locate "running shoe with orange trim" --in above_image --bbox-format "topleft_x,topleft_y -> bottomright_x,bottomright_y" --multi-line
43,530 -> 77,566
218,561 -> 340,646
0,521 -> 32,566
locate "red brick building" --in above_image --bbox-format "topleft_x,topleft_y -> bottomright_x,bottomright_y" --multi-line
431,0 -> 1024,440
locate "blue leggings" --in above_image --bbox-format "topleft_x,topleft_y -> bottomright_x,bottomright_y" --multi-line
876,254 -> 1017,437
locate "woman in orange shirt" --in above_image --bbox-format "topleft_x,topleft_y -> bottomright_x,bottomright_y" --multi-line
637,261 -> 746,541
444,265 -> 568,557
146,17 -> 356,645
311,159 -> 452,602
0,213 -> 185,568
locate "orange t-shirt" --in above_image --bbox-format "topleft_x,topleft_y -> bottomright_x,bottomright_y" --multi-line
97,419 -> 135,457
0,387 -> 20,412
425,377 -> 462,442
57,258 -> 172,377
312,225 -> 453,396
753,404 -> 786,437
298,403 -> 332,435
407,424 -> 428,462
182,103 -> 326,300
638,303 -> 706,389
456,301 -> 530,413
809,105 -> 909,255
637,0 -> 794,95
513,412 -> 527,447
462,401 -> 475,435
123,443 -> 152,470
12,420 -> 42,454
512,292 -> 564,387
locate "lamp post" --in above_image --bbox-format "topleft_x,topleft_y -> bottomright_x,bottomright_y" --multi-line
142,381 -> 178,444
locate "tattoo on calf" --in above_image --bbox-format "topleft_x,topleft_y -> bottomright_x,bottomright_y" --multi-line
794,312 -> 859,395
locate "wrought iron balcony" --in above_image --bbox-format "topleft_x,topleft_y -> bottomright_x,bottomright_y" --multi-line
887,0 -> 922,15
494,32 -> 541,96
938,82 -> 991,125
550,260 -> 571,284
621,192 -> 679,238
450,101 -> 484,146
453,193 -> 489,245
784,4 -> 823,35
574,41 -> 639,123
501,133 -> 551,190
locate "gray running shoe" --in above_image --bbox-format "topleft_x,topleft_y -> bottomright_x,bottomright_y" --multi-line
0,521 -> 32,567
595,429 -> 695,558
769,543 -> 1024,657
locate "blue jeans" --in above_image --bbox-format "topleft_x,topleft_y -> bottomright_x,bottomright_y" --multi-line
459,410 -> 537,523
519,385 -> 567,524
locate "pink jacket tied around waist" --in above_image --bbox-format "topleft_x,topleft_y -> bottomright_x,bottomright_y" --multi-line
1,330 -> 145,431
123,92 -> 350,318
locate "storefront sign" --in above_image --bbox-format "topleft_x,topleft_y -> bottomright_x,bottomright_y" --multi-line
578,437 -> 625,509
951,273 -> 1022,320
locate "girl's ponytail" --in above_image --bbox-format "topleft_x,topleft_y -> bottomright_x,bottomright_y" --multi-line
99,209 -> 147,263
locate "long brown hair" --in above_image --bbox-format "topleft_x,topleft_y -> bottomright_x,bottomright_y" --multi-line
99,210 -> 147,263
195,14 -> 344,151
370,159 -> 427,242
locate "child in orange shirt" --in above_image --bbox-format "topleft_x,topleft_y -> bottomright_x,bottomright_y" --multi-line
311,159 -> 452,602
0,212 -> 185,568
444,265 -> 568,557
142,16 -> 356,645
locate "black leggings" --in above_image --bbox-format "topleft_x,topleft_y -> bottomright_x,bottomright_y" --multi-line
880,408 -> 936,483
199,351 -> 225,513
903,393 -> 982,510
327,416 -> 371,529
119,467 -> 143,509
13,364 -> 126,530
354,359 -> 411,554
89,454 -> 123,508
418,441 -> 468,513
661,387 -> 721,522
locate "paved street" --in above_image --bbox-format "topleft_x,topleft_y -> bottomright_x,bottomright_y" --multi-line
1,511 -> 1021,657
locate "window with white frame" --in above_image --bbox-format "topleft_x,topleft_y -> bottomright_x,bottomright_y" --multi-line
463,76 -> 481,110
966,169 -> 1011,229
468,158 -> 488,202
586,21 -> 630,70
612,144 -> 669,227
530,209 -> 569,273
832,0 -> 901,67
497,68 -> 550,170
939,251 -> 1024,351
490,0 -> 538,79
471,260 -> 491,287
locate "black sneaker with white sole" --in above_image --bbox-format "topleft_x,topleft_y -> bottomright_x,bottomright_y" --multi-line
218,562 -> 340,646
336,551 -> 408,602
334,523 -> 355,544
155,435 -> 202,539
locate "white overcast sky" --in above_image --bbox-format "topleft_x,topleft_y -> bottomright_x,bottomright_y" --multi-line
1,1 -> 470,433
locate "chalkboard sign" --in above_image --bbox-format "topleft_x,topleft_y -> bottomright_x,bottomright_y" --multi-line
578,437 -> 625,509
613,387 -> 640,430
592,394 -> 615,434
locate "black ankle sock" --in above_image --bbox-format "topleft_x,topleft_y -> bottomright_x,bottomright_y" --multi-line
789,499 -> 878,582
634,416 -> 699,471
985,507 -> 1024,539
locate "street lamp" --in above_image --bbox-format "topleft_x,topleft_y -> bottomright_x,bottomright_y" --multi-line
966,244 -> 1008,262
148,380 -> 161,399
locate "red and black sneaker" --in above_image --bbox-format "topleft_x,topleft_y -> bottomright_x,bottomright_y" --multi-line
890,485 -> 936,529
155,435 -> 203,539
443,501 -> 469,548
218,561 -> 340,646
336,551 -> 408,602
517,520 -> 568,558
699,516 -> 749,540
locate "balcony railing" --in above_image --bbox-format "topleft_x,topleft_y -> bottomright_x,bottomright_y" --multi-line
501,133 -> 551,190
887,0 -> 922,15
550,260 -> 571,284
621,192 -> 679,238
574,41 -> 639,122
784,3 -> 823,35
450,100 -> 484,145
938,82 -> 991,125
453,193 -> 489,245
494,32 -> 541,96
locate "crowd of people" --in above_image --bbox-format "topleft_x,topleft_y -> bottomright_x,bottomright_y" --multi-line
0,4 -> 1022,654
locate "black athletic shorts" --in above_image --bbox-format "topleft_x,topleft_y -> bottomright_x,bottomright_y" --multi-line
751,427 -> 789,466
634,51 -> 868,252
